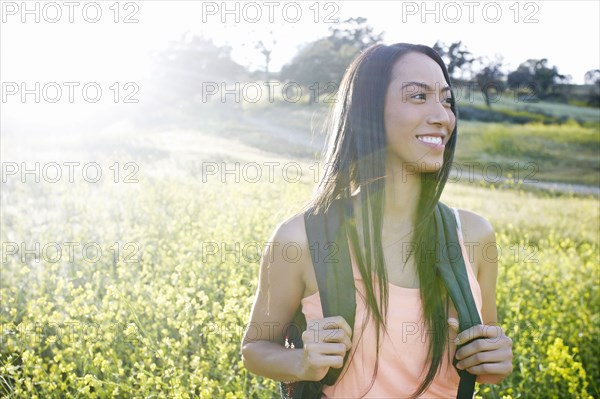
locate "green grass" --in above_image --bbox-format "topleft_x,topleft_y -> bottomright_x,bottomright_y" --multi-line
455,121 -> 600,186
456,89 -> 600,123
1,97 -> 598,397
1,127 -> 598,397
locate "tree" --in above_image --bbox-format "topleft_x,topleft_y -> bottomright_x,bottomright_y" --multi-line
249,30 -> 277,79
327,17 -> 383,51
254,38 -> 275,78
433,41 -> 474,80
584,69 -> 600,85
507,59 -> 566,100
148,32 -> 248,107
584,69 -> 600,107
475,57 -> 506,107
279,17 -> 383,102
533,59 -> 567,100
507,64 -> 535,101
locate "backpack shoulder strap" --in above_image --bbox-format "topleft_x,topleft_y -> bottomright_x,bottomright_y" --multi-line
434,201 -> 482,399
304,197 -> 356,386
435,202 -> 482,329
280,197 -> 356,399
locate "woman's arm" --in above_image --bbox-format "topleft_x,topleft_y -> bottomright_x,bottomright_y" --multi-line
453,209 -> 513,384
240,214 -> 352,382
241,214 -> 308,381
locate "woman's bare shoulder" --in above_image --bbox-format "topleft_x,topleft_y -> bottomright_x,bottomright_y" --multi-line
270,212 -> 318,299
455,208 -> 495,245
272,212 -> 307,244
267,211 -> 312,283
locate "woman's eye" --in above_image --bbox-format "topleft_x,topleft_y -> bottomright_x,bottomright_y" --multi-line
443,97 -> 454,106
412,93 -> 426,101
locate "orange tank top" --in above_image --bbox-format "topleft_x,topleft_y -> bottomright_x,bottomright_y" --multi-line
301,208 -> 483,398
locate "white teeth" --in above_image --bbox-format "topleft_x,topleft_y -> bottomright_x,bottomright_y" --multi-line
417,136 -> 442,144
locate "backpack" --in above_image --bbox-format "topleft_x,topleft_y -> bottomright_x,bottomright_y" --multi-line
280,197 -> 482,399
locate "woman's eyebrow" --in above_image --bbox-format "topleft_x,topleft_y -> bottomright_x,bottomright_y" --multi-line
400,81 -> 452,92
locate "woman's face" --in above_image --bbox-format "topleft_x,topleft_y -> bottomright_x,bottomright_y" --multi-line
383,52 -> 456,173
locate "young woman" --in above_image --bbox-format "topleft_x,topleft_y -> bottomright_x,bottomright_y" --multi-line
241,43 -> 513,398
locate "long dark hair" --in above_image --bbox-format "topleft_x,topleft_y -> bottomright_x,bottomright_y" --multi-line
305,43 -> 458,397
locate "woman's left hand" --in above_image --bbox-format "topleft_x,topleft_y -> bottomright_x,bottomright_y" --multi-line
448,318 -> 513,384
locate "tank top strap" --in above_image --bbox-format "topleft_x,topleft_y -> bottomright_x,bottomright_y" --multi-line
451,208 -> 482,312
451,207 -> 464,243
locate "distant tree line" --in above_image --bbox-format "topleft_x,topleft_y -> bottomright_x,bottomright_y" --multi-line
148,20 -> 600,109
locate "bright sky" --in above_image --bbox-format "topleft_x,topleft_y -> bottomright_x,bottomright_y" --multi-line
1,0 -> 599,129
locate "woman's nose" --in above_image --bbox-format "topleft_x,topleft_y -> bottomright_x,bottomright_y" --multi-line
426,100 -> 452,127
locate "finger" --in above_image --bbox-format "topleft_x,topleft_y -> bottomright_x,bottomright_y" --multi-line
455,336 -> 509,360
306,351 -> 345,370
455,324 -> 504,346
302,327 -> 320,344
322,328 -> 344,342
306,342 -> 347,357
316,354 -> 345,369
323,316 -> 352,338
456,346 -> 511,369
306,319 -> 343,336
463,360 -> 513,376
320,328 -> 352,350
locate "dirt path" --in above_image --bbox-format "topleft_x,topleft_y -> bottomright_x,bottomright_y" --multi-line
456,171 -> 599,196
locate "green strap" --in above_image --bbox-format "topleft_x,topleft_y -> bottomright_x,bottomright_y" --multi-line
305,197 -> 356,386
434,203 -> 482,398
280,198 -> 355,399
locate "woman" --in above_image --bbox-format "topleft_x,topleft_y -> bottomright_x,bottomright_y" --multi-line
241,43 -> 513,398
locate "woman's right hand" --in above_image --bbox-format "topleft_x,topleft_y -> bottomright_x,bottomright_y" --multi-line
299,315 -> 353,381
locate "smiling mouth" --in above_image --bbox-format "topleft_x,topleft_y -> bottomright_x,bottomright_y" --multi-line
416,135 -> 443,145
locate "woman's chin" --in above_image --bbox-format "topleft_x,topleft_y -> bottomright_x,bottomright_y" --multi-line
386,151 -> 446,174
416,158 -> 445,174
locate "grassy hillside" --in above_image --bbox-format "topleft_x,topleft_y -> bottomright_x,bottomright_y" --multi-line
456,121 -> 599,186
1,117 -> 598,397
205,100 -> 599,188
457,89 -> 600,124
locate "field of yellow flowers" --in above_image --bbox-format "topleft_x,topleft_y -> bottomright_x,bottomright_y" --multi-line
1,135 -> 598,398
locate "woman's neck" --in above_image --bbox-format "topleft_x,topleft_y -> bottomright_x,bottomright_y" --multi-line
382,157 -> 421,239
